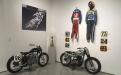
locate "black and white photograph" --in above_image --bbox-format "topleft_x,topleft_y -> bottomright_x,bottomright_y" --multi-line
22,4 -> 46,31
65,31 -> 70,37
65,43 -> 70,48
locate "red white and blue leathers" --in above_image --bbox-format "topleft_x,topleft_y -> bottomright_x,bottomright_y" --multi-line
71,8 -> 82,42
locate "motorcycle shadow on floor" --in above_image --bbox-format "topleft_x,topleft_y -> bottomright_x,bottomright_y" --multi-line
66,65 -> 111,75
6,64 -> 41,75
68,65 -> 85,71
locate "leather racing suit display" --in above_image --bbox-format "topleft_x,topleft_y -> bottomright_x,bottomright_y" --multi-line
71,8 -> 82,42
86,9 -> 97,43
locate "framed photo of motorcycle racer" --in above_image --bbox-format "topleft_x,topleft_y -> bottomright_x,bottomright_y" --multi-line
65,43 -> 70,48
22,4 -> 46,31
65,31 -> 70,37
100,45 -> 107,52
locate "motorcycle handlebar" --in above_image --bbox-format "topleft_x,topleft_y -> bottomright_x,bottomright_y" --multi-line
77,47 -> 88,50
29,44 -> 41,48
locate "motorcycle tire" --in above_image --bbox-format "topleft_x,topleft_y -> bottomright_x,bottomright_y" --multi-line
7,56 -> 22,73
85,57 -> 101,74
60,53 -> 71,66
38,52 -> 49,67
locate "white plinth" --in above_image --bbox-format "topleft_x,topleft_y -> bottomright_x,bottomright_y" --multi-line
48,47 -> 56,64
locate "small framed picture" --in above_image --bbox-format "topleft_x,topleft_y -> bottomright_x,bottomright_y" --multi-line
65,38 -> 70,42
101,31 -> 108,37
100,45 -> 107,52
65,31 -> 70,37
101,39 -> 107,44
65,43 -> 70,48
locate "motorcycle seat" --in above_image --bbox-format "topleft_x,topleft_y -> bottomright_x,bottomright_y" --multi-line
65,51 -> 72,54
77,47 -> 83,49
20,52 -> 29,55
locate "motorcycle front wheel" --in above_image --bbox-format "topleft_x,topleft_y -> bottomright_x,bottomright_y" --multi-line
38,53 -> 49,67
60,53 -> 71,66
85,57 -> 101,74
7,56 -> 22,73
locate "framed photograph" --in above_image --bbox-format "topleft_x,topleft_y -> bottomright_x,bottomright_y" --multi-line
101,31 -> 108,37
101,39 -> 107,44
22,4 -> 46,31
65,43 -> 70,48
65,38 -> 70,42
65,31 -> 70,37
100,45 -> 107,52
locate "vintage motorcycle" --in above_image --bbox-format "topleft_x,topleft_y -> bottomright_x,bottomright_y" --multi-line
60,47 -> 101,74
7,45 -> 49,73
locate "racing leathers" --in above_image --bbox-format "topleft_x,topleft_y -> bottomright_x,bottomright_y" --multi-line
86,9 -> 97,43
71,8 -> 82,42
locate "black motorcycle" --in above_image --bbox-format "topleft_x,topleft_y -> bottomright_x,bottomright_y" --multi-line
60,47 -> 101,74
7,45 -> 49,73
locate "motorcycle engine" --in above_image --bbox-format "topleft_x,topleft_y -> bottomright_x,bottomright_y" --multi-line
70,52 -> 83,66
70,52 -> 77,64
27,52 -> 38,65
76,55 -> 83,66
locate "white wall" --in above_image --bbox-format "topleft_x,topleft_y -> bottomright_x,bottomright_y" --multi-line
51,0 -> 121,75
0,0 -> 51,72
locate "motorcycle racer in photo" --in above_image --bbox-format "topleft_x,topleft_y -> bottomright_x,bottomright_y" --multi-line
25,9 -> 45,30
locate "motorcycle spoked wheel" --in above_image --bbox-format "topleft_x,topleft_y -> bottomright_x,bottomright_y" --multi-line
85,57 -> 101,74
60,53 -> 71,66
7,56 -> 22,73
38,53 -> 49,67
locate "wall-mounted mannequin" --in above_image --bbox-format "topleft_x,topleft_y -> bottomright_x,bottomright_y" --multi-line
86,1 -> 97,43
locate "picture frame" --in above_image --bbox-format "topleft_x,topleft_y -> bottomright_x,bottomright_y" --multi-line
22,4 -> 46,31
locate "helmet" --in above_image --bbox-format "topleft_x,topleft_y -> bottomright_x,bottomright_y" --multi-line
88,1 -> 95,10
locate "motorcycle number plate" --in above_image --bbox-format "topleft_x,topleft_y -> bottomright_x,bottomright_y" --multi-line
14,55 -> 21,62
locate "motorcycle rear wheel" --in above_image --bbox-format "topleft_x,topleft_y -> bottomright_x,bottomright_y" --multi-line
85,57 -> 101,74
7,56 -> 22,73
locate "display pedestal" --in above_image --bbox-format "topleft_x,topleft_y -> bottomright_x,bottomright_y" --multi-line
48,47 -> 56,64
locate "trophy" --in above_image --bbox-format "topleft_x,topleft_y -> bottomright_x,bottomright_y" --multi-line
50,36 -> 54,47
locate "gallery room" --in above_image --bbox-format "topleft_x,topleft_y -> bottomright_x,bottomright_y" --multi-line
0,0 -> 121,75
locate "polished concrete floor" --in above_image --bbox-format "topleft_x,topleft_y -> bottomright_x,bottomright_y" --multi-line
0,62 -> 113,75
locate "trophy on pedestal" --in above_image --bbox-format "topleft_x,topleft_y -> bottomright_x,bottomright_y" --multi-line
49,36 -> 56,63
50,36 -> 54,47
